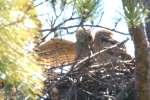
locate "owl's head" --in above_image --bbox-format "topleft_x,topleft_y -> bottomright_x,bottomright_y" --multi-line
95,30 -> 112,39
94,29 -> 116,44
76,28 -> 92,43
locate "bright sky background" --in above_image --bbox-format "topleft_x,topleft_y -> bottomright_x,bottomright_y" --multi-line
34,0 -> 135,57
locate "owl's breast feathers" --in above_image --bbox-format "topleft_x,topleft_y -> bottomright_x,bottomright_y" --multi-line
93,29 -> 132,63
75,28 -> 93,60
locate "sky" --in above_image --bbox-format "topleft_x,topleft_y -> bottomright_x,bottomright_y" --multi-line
34,0 -> 135,57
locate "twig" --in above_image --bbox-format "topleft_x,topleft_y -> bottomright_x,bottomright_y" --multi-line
33,0 -> 48,8
114,18 -> 122,29
40,24 -> 129,35
40,17 -> 81,41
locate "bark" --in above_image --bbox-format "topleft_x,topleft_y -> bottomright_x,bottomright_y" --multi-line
144,0 -> 150,42
129,24 -> 150,100
145,12 -> 150,42
143,0 -> 150,99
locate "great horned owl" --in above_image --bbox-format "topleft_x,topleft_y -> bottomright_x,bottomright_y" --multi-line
93,29 -> 131,64
75,28 -> 93,60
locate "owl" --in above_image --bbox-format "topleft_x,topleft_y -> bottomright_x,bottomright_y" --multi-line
75,28 -> 93,60
93,29 -> 131,64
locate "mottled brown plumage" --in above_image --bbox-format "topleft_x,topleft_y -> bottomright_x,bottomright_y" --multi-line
93,29 -> 131,64
34,28 -> 93,68
75,28 -> 93,60
35,29 -> 131,68
35,38 -> 76,68
50,84 -> 60,100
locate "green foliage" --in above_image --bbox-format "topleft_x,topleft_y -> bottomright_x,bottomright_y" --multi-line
75,0 -> 101,20
122,0 -> 148,27
0,0 -> 44,99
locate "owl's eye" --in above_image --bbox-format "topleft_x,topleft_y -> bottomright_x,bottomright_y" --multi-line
88,35 -> 92,41
101,37 -> 110,42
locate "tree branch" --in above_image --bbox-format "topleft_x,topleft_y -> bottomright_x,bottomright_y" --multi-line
40,24 -> 129,35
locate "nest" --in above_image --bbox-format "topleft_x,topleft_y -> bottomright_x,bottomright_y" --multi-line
40,57 -> 135,100
41,59 -> 135,100
36,38 -> 136,100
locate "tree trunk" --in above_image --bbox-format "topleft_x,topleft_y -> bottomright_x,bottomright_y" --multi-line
129,24 -> 150,100
143,0 -> 150,99
145,13 -> 150,42
144,0 -> 150,42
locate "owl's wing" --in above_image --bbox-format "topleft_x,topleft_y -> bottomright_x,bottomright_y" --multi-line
35,39 -> 76,68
